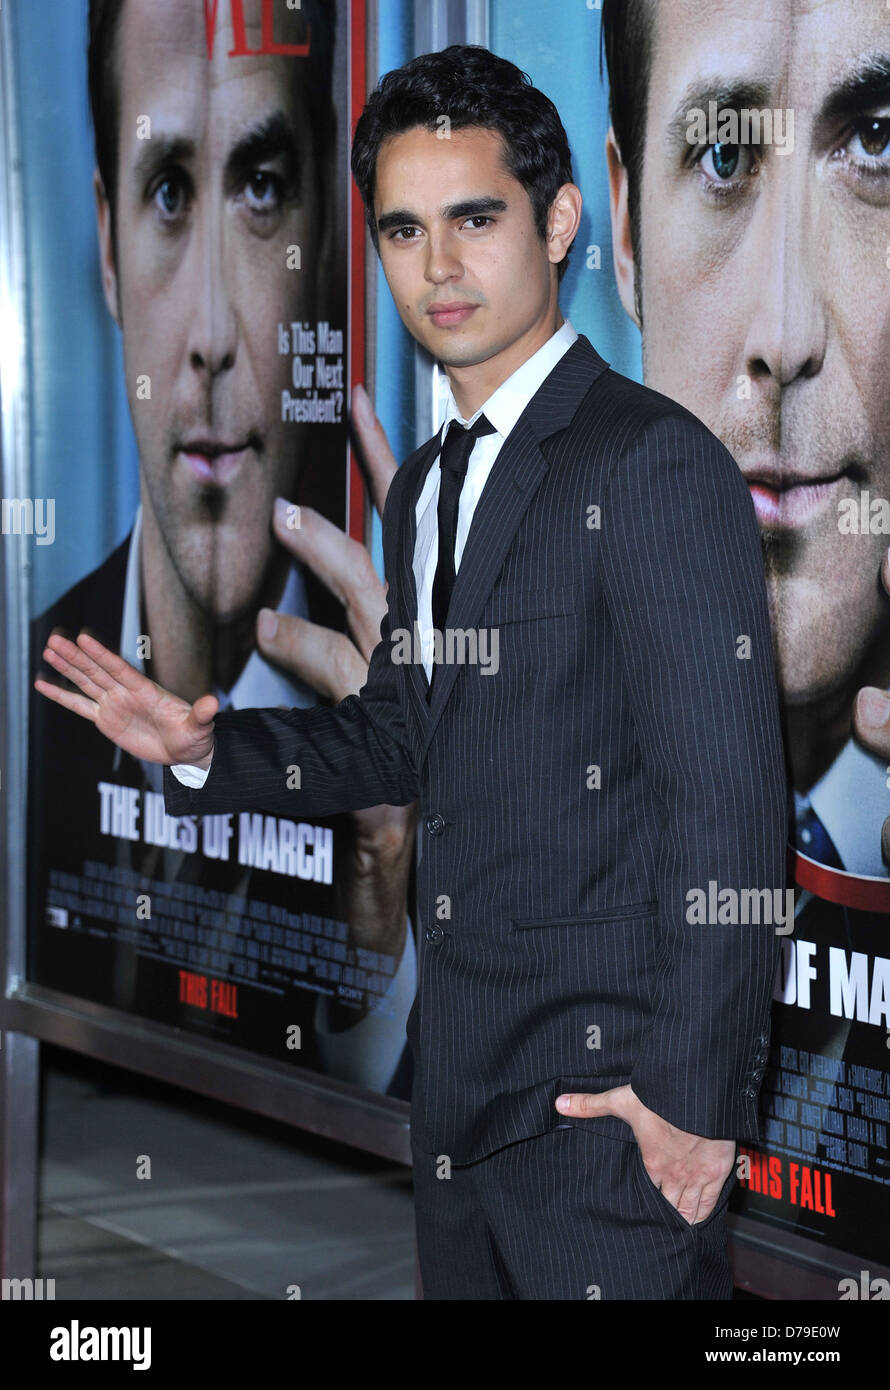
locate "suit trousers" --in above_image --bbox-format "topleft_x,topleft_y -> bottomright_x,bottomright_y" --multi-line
411,1124 -> 736,1300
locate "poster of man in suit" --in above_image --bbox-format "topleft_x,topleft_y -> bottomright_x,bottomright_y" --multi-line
601,0 -> 890,1266
26,0 -> 417,1097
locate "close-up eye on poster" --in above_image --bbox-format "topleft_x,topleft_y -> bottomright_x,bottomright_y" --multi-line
0,0 -> 884,1356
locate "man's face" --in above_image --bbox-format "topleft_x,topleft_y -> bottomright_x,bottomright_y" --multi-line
101,0 -> 325,623
629,0 -> 890,707
372,125 -> 558,384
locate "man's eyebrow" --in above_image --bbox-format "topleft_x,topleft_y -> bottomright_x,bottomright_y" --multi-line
818,51 -> 890,127
225,110 -> 301,194
132,134 -> 196,191
440,196 -> 508,219
664,78 -> 775,152
376,195 -> 508,235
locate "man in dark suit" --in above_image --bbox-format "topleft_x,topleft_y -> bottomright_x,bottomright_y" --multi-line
36,46 -> 788,1299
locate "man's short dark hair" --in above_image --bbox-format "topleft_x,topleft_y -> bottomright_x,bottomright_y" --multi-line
351,44 -> 576,283
87,0 -> 125,230
600,0 -> 654,323
87,0 -> 336,251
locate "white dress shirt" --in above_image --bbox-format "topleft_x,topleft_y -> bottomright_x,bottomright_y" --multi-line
412,317 -> 578,681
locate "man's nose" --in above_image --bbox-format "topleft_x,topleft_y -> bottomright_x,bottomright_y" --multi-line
424,229 -> 463,283
742,166 -> 827,388
185,204 -> 238,376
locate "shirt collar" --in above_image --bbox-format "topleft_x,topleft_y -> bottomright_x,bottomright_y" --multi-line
440,318 -> 578,442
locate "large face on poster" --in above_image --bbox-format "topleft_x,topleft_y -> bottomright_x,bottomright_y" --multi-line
27,0 -> 415,1100
604,0 -> 890,1264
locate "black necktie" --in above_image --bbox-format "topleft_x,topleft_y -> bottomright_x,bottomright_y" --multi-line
428,414 -> 496,698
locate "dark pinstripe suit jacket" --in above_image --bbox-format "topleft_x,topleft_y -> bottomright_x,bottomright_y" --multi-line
164,334 -> 789,1164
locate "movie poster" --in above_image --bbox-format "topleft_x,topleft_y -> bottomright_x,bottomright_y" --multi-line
576,0 -> 890,1268
24,0 -> 416,1102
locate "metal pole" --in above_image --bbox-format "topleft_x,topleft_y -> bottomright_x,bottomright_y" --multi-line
0,1 -> 40,1283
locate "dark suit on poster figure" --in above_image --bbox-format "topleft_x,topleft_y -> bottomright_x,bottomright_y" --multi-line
163,331 -> 789,1298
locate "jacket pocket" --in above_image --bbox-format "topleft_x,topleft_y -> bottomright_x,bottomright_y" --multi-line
512,900 -> 657,929
483,582 -> 578,625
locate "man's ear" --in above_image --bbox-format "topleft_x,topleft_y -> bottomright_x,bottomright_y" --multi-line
93,168 -> 120,327
546,181 -> 583,269
605,126 -> 640,330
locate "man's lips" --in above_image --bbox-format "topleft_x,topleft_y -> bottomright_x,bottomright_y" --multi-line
742,462 -> 855,529
178,438 -> 256,485
426,301 -> 480,328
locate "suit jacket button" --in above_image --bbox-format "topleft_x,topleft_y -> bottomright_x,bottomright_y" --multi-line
742,1084 -> 757,1098
425,926 -> 444,945
425,812 -> 446,835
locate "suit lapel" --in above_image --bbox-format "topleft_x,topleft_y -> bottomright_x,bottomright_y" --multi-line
395,334 -> 610,756
418,413 -> 549,753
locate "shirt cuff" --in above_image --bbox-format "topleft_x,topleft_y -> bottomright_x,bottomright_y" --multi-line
170,762 -> 210,788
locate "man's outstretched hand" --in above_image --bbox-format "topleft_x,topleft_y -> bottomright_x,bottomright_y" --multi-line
34,630 -> 218,771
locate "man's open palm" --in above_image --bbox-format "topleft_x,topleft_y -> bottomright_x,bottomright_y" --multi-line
34,630 -> 218,769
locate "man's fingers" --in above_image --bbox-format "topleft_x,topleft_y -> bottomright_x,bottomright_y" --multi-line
40,643 -> 108,704
665,1175 -> 725,1225
853,686 -> 890,755
271,499 -> 387,658
34,675 -> 99,723
554,1088 -> 625,1118
190,692 -> 220,727
351,383 -> 399,518
690,1176 -> 727,1224
44,630 -> 150,702
271,499 -> 356,605
661,1180 -> 702,1225
852,688 -> 890,865
75,630 -> 154,695
256,610 -> 369,703
42,631 -> 118,694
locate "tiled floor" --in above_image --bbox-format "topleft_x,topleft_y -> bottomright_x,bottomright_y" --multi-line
36,1047 -> 416,1300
